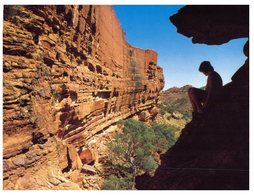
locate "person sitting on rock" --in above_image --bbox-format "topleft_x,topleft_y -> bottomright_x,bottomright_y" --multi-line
188,61 -> 223,118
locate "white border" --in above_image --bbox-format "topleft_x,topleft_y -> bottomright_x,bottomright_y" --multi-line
0,0 -> 253,194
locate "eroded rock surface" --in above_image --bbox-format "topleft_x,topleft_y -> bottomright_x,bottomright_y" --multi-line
3,5 -> 164,189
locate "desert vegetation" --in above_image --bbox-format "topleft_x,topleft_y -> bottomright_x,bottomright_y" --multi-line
102,119 -> 176,190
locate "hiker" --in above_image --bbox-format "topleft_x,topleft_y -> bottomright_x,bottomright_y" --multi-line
188,61 -> 223,118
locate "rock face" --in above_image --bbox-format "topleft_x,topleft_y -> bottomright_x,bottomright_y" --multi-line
137,72 -> 249,189
3,5 -> 164,189
136,6 -> 249,190
170,5 -> 249,45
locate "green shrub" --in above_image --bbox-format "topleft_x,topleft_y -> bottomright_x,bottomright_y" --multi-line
151,123 -> 176,150
102,119 -> 176,189
102,175 -> 134,190
143,156 -> 158,172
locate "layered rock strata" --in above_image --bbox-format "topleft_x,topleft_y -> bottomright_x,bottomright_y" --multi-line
3,5 -> 164,189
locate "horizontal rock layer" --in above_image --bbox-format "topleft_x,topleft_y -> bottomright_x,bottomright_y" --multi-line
3,5 -> 164,189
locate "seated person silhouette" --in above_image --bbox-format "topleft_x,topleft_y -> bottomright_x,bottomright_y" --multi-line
188,61 -> 223,119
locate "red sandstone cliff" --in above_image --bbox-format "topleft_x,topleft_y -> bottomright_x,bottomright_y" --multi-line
3,5 -> 164,189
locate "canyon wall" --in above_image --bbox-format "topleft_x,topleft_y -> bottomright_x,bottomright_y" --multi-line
3,5 -> 164,189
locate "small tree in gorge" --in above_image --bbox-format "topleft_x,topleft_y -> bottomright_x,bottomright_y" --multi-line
102,119 -> 176,190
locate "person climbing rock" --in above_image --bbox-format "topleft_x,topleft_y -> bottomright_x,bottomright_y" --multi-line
188,61 -> 223,119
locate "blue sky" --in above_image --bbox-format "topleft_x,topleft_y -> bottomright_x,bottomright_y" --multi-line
114,5 -> 248,90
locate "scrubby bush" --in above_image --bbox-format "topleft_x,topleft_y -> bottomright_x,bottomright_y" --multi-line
102,119 -> 176,190
102,175 -> 134,190
159,102 -> 191,122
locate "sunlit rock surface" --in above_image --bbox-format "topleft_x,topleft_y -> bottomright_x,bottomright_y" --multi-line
3,5 -> 164,189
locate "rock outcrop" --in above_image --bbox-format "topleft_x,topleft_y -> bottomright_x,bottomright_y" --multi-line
136,5 -> 249,190
3,5 -> 164,189
170,5 -> 249,45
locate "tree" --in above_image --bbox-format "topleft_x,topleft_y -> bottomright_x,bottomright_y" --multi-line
102,119 -> 176,190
